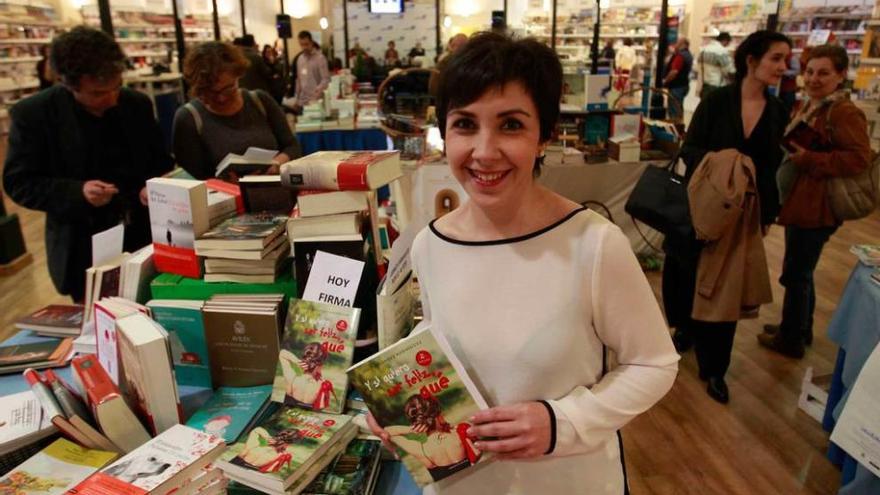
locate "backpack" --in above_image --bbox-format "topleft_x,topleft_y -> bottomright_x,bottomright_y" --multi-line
183,89 -> 266,136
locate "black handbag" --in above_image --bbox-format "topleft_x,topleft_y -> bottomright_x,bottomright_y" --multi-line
624,155 -> 694,240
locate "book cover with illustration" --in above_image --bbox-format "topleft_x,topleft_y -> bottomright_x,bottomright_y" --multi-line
300,438 -> 382,495
195,213 -> 288,251
346,324 -> 489,487
271,299 -> 361,414
147,300 -> 211,388
186,385 -> 273,444
147,178 -> 209,278
216,407 -> 354,493
0,438 -> 117,495
71,424 -> 225,494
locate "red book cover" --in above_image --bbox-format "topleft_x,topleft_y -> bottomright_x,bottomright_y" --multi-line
152,243 -> 201,279
71,354 -> 123,415
68,471 -> 148,495
205,179 -> 244,214
337,153 -> 389,190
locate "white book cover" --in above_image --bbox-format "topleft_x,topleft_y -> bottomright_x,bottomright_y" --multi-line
147,178 -> 206,249
79,425 -> 224,493
0,390 -> 42,445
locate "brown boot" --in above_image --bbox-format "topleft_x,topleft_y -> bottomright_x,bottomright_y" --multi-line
757,332 -> 805,359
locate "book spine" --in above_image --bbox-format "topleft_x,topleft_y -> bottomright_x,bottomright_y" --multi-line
72,355 -> 123,411
23,368 -> 64,419
336,163 -> 370,190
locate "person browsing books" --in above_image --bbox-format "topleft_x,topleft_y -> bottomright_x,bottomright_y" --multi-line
663,31 -> 792,404
2,27 -> 173,302
172,41 -> 301,180
758,45 -> 871,359
367,32 -> 679,494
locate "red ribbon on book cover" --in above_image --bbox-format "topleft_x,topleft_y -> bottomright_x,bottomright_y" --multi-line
259,452 -> 293,473
456,423 -> 479,464
312,380 -> 337,410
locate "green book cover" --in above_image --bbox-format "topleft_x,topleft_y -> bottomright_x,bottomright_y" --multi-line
217,407 -> 353,489
186,385 -> 273,444
346,325 -> 489,487
272,299 -> 361,414
149,272 -> 297,302
148,301 -> 211,388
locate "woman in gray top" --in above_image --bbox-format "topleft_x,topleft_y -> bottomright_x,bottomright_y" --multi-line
173,42 -> 301,180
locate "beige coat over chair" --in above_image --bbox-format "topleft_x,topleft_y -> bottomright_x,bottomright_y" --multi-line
687,149 -> 773,322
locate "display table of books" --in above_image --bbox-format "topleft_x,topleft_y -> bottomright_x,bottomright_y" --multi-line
823,260 -> 880,495
295,128 -> 390,156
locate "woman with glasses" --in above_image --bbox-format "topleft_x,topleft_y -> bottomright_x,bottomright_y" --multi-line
172,41 -> 301,180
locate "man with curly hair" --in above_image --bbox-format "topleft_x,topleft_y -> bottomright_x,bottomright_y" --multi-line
3,26 -> 172,302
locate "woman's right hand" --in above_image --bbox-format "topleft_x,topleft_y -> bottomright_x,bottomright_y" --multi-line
366,412 -> 399,459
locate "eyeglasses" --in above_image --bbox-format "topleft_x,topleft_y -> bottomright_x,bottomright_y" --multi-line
202,81 -> 239,101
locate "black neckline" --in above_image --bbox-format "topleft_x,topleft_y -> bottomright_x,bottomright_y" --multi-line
428,207 -> 588,246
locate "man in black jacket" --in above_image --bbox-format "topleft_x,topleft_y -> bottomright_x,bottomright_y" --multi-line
3,26 -> 172,302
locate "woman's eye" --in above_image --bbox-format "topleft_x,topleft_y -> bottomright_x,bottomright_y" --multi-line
451,118 -> 476,130
501,119 -> 524,131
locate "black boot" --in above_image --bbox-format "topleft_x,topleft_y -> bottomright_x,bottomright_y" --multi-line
757,332 -> 805,359
706,376 -> 729,404
672,328 -> 693,353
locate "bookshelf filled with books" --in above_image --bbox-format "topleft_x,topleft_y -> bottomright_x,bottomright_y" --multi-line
701,0 -> 769,51
0,0 -> 62,133
778,1 -> 873,84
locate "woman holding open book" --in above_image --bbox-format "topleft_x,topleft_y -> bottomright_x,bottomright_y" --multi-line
367,32 -> 679,494
758,45 -> 872,359
172,42 -> 302,180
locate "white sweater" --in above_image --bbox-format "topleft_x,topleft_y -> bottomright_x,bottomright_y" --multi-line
411,208 -> 679,494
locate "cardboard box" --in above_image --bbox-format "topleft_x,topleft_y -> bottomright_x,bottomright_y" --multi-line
608,134 -> 641,163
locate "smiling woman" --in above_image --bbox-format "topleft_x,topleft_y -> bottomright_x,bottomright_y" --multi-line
366,32 -> 679,494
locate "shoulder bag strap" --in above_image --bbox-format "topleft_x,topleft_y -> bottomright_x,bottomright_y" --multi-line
183,102 -> 203,136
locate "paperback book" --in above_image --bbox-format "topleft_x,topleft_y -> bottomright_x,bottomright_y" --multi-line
14,305 -> 84,337
71,424 -> 225,495
271,299 -> 361,414
147,300 -> 211,388
216,407 -> 355,494
347,324 -> 488,487
195,213 -> 288,251
280,151 -> 402,191
186,385 -> 273,444
147,178 -> 210,279
0,438 -> 117,494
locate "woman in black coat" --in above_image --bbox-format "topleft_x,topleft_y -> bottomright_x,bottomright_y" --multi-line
663,31 -> 792,404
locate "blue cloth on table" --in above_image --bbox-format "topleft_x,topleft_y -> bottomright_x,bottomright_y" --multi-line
823,263 -> 880,495
296,128 -> 390,155
0,331 -> 212,419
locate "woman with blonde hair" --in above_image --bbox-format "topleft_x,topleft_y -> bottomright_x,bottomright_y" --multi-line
172,41 -> 301,180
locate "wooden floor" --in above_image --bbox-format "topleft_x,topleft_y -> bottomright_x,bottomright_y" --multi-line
1,140 -> 877,493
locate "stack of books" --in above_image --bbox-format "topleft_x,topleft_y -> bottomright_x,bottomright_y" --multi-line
120,245 -> 156,304
147,299 -> 212,389
0,338 -> 73,374
280,151 -> 402,291
14,304 -> 83,338
202,294 -> 285,388
70,424 -> 226,494
299,438 -> 383,495
194,213 -> 290,284
215,406 -> 357,494
83,252 -> 132,322
92,297 -> 150,386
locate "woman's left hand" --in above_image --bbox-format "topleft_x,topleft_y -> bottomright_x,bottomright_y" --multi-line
467,402 -> 552,460
788,142 -> 809,166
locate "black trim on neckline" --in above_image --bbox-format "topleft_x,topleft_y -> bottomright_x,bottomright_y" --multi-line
428,207 -> 588,246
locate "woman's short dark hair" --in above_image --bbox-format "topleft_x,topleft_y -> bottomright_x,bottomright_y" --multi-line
183,41 -> 250,98
50,26 -> 125,87
436,32 -> 562,174
734,30 -> 792,82
805,44 -> 849,73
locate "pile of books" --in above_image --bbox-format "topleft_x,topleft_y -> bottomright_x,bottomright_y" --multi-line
70,424 -> 226,494
280,151 -> 402,292
194,213 -> 290,284
0,337 -> 72,374
0,438 -> 118,493
202,294 -> 286,388
0,390 -> 57,462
